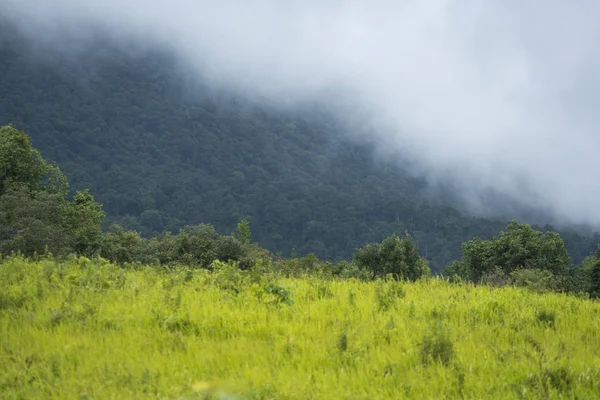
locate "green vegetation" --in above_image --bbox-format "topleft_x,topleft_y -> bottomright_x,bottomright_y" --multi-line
354,233 -> 430,280
1,24 -> 597,271
2,123 -> 599,295
0,125 -> 104,257
2,256 -> 600,399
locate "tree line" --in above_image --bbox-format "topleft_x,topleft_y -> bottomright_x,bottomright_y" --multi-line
2,124 -> 599,297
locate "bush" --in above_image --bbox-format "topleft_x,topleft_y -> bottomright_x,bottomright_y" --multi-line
211,259 -> 293,306
535,309 -> 556,328
460,221 -> 571,283
585,255 -> 600,299
338,261 -> 375,281
510,268 -> 559,293
442,261 -> 466,282
375,277 -> 406,311
480,267 -> 510,287
419,322 -> 454,366
100,225 -> 152,265
354,233 -> 430,281
479,267 -> 565,294
100,221 -> 268,271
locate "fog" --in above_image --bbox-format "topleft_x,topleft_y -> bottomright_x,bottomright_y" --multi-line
3,0 -> 600,227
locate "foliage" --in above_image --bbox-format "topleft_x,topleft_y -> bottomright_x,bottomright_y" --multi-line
235,220 -> 251,246
510,269 -> 561,293
419,321 -> 455,366
64,189 -> 105,256
98,222 -> 269,271
99,224 -> 152,265
0,184 -> 70,256
0,125 -> 68,197
3,256 -> 600,398
354,233 -> 430,280
451,221 -> 572,283
0,126 -> 104,257
579,247 -> 600,298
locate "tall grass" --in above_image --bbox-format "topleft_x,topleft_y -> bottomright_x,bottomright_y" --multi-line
1,255 -> 600,399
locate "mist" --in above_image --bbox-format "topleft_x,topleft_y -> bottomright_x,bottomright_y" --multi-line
3,0 -> 600,227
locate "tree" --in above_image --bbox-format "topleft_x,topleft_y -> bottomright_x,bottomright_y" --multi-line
353,232 -> 430,280
0,125 -> 68,196
578,246 -> 600,298
451,221 -> 571,283
0,184 -> 69,256
65,189 -> 105,256
0,125 -> 104,257
235,219 -> 252,245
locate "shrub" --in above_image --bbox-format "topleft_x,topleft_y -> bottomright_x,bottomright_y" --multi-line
419,322 -> 454,366
480,267 -> 510,287
261,283 -> 294,307
535,309 -> 556,328
375,277 -> 406,312
211,260 -> 247,294
510,268 -> 558,293
354,233 -> 430,281
460,221 -> 571,283
338,261 -> 374,281
585,255 -> 600,299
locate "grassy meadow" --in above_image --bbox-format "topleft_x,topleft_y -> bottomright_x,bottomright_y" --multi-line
1,256 -> 600,399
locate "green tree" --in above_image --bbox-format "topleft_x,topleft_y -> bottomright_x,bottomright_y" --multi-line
0,125 -> 104,257
65,189 -> 105,256
100,225 -> 150,264
579,246 -> 600,298
451,221 -> 571,283
0,125 -> 68,196
235,219 -> 252,245
0,184 -> 69,256
354,233 -> 430,280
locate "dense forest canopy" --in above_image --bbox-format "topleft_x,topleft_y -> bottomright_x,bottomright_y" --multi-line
1,22 -> 598,271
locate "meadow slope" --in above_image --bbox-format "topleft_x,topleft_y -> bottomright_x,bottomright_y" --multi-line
1,257 -> 600,399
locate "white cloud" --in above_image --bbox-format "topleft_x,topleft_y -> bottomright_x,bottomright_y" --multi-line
4,0 -> 600,225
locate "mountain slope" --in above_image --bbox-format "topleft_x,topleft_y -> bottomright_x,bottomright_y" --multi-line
0,25 -> 596,270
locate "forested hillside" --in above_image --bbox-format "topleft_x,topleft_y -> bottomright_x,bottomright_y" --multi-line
0,23 -> 597,271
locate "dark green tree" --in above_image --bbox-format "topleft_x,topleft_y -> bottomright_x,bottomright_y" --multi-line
579,246 -> 600,298
0,184 -> 69,255
447,221 -> 571,283
0,125 -> 68,196
235,219 -> 252,246
353,233 -> 430,280
0,125 -> 104,257
65,189 -> 105,256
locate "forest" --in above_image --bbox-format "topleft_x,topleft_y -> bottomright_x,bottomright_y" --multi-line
1,22 -> 598,272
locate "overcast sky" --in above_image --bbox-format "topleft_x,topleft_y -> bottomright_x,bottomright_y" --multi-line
4,0 -> 600,226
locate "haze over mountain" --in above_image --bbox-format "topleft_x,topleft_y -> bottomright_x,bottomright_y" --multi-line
5,0 -> 600,227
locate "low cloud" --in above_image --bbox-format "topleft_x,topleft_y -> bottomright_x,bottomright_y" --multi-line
4,0 -> 600,226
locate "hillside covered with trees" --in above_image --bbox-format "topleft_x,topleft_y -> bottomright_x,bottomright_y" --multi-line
0,22 -> 598,271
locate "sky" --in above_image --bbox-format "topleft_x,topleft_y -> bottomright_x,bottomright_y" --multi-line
3,0 -> 600,226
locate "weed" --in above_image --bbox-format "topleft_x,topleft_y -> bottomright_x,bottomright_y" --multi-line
536,309 -> 556,328
337,330 -> 349,352
375,278 -> 405,312
419,322 -> 454,366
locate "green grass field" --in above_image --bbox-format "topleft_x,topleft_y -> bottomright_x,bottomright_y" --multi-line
1,256 -> 600,399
